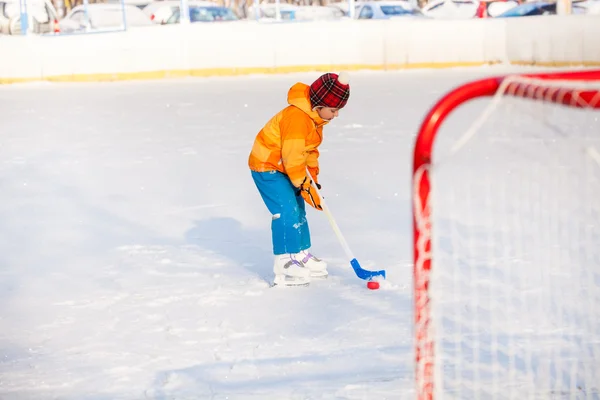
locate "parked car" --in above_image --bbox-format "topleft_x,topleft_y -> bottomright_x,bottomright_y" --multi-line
285,5 -> 345,20
355,0 -> 424,19
421,0 -> 479,18
143,0 -> 217,24
164,5 -> 238,23
494,1 -> 586,16
246,3 -> 301,20
0,0 -> 60,34
247,4 -> 344,21
59,3 -> 153,33
475,0 -> 519,17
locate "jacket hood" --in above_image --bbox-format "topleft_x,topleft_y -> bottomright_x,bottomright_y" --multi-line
287,83 -> 328,126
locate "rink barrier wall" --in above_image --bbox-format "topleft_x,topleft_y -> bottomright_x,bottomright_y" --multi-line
2,15 -> 600,84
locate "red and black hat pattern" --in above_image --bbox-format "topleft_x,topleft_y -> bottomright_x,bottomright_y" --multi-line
309,72 -> 350,110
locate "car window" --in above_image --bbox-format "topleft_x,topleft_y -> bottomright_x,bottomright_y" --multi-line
189,6 -> 237,21
498,2 -> 544,16
425,2 -> 444,11
69,10 -> 85,22
280,10 -> 295,20
539,3 -> 556,14
358,4 -> 373,18
258,6 -> 296,18
166,7 -> 180,23
380,5 -> 411,15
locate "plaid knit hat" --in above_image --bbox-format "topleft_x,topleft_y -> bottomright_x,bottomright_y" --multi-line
309,72 -> 350,110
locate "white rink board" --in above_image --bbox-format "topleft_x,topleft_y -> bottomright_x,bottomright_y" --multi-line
1,15 -> 600,83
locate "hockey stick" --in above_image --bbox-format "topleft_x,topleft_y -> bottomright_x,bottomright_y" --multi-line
306,169 -> 386,281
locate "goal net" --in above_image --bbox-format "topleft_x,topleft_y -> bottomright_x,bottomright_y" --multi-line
412,70 -> 600,400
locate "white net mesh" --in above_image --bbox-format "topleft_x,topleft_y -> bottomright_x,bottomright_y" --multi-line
416,76 -> 600,399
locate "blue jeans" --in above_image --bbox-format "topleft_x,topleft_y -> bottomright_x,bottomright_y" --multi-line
251,170 -> 311,255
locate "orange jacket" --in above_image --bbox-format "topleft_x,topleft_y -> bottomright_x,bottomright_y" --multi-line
248,82 -> 330,188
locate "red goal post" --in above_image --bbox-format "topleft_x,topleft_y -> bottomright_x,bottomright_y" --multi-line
412,69 -> 600,400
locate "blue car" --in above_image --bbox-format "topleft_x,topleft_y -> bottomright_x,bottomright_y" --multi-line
166,5 -> 238,23
355,0 -> 425,19
495,1 -> 586,17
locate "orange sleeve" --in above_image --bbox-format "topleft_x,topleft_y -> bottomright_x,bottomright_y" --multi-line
306,149 -> 319,182
280,109 -> 312,187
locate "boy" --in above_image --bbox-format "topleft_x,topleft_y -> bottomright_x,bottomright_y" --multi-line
248,72 -> 350,287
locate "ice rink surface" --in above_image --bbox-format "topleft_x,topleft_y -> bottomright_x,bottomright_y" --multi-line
0,66 -> 577,399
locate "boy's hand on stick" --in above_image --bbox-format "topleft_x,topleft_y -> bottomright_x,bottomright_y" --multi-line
295,176 -> 323,211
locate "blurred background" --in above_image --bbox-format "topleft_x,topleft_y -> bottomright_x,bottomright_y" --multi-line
1,0 -> 599,36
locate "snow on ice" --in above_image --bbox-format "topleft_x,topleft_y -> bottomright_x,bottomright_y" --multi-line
0,66 -> 551,399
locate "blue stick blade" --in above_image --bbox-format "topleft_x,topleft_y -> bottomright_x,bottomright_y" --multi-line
350,258 -> 386,281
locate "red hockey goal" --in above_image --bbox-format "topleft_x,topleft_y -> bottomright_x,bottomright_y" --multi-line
412,70 -> 600,400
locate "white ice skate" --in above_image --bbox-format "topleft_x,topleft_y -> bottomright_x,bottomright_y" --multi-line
273,253 -> 311,287
300,249 -> 328,279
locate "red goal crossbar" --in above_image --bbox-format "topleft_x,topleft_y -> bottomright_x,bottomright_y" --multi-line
411,69 -> 600,400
